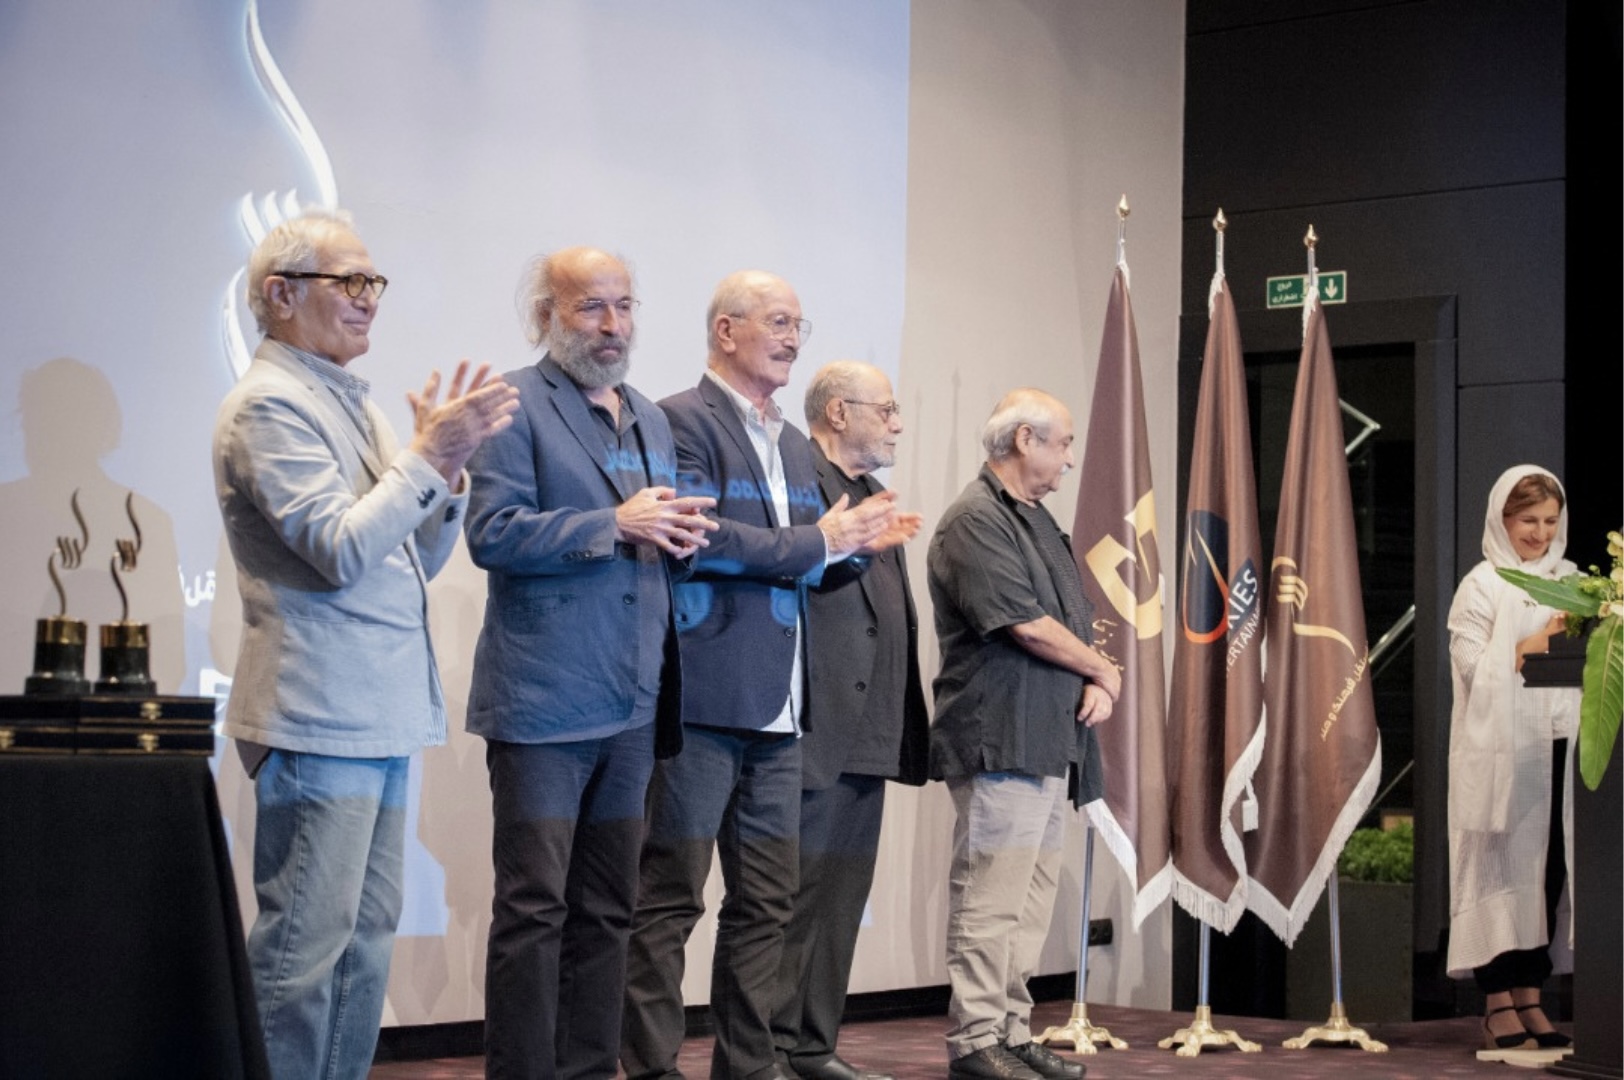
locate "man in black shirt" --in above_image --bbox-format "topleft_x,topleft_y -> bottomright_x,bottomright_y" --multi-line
927,389 -> 1120,1080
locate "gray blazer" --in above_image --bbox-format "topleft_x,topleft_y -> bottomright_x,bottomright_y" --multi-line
213,339 -> 464,758
463,357 -> 685,757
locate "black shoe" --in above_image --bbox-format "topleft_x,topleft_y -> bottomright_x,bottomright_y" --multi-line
792,1055 -> 895,1080
948,1046 -> 1042,1080
1514,1004 -> 1574,1049
1004,1040 -> 1084,1080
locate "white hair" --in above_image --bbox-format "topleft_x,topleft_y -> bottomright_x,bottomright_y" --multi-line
245,208 -> 356,332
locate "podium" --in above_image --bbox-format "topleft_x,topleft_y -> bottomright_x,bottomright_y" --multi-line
1523,650 -> 1622,1079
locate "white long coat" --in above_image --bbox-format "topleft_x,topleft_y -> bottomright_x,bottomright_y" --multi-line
1445,466 -> 1579,978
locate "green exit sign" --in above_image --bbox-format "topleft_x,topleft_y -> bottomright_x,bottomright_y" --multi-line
1265,271 -> 1348,309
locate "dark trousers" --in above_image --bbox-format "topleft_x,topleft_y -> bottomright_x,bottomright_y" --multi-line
484,725 -> 655,1080
771,774 -> 886,1070
621,727 -> 801,1080
1475,738 -> 1568,996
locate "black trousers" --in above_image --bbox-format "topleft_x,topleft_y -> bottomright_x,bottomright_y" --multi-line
771,774 -> 887,1069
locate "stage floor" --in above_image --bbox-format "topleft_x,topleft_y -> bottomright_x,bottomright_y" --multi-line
371,998 -> 1568,1078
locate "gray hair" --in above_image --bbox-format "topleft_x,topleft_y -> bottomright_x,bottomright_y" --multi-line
981,389 -> 1064,461
706,270 -> 780,352
245,208 -> 356,333
804,360 -> 875,427
516,248 -> 635,349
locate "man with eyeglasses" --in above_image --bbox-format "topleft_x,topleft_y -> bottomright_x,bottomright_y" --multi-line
768,361 -> 927,1080
214,208 -> 518,1080
622,272 -> 902,1080
926,389 -> 1120,1080
462,247 -> 717,1080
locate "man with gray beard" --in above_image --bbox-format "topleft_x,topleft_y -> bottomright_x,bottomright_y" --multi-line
464,247 -> 717,1079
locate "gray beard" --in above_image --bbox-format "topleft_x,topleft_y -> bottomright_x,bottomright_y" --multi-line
549,331 -> 631,390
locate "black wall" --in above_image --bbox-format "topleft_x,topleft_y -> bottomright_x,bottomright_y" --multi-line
1176,0 -> 1621,1020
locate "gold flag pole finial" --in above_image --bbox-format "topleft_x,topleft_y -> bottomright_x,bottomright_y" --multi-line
1115,195 -> 1131,270
1214,208 -> 1227,232
1214,208 -> 1227,277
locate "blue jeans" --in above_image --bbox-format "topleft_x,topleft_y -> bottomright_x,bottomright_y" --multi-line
247,751 -> 408,1080
485,724 -> 656,1080
622,727 -> 802,1080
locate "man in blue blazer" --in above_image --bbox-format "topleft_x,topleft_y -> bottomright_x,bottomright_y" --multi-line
214,209 -> 517,1080
463,247 -> 716,1080
621,272 -> 899,1080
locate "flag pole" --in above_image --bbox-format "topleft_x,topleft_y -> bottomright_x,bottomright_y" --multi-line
1281,224 -> 1388,1054
1035,194 -> 1141,1057
1036,828 -> 1127,1052
1158,209 -> 1263,1058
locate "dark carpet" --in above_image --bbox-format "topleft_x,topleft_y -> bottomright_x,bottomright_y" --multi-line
370,999 -> 1561,1078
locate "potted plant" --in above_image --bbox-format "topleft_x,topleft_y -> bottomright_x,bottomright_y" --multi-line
1497,529 -> 1624,789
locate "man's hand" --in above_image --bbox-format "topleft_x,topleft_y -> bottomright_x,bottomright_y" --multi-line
817,490 -> 897,560
407,360 -> 521,486
1089,656 -> 1122,702
1076,683 -> 1113,727
857,510 -> 924,555
616,487 -> 719,558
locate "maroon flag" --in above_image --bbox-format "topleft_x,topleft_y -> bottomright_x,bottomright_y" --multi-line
1074,265 -> 1170,928
1244,292 -> 1382,945
1166,275 -> 1266,932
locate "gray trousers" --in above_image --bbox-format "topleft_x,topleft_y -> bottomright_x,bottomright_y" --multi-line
944,772 -> 1069,1060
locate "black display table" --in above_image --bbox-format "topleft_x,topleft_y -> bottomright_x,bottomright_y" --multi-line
0,752 -> 270,1078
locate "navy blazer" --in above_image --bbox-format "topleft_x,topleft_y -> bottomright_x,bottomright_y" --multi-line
660,375 -> 827,732
464,357 -> 684,757
802,443 -> 931,789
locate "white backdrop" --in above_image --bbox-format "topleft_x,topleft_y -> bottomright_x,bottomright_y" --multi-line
0,0 -> 1186,1029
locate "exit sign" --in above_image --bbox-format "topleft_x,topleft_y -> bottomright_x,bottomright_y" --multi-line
1265,271 -> 1348,309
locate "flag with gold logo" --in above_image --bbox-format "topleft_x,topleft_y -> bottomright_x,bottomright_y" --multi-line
1073,264 -> 1170,928
1243,290 -> 1381,945
1166,273 -> 1265,932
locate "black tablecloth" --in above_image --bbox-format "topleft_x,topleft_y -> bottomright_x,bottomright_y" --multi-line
0,755 -> 270,1079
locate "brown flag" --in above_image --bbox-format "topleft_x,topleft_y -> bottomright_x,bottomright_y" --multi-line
1074,265 -> 1171,929
1166,275 -> 1266,932
1243,292 -> 1382,946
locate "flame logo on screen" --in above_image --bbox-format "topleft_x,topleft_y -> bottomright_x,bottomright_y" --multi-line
221,0 -> 340,380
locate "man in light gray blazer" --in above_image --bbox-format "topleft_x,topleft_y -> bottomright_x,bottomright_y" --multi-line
463,247 -> 716,1080
214,208 -> 517,1080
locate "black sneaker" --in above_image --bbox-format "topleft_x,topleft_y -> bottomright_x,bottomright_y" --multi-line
947,1045 -> 1042,1080
1004,1040 -> 1084,1079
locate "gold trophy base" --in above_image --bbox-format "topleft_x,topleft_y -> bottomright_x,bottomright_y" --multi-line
1282,1001 -> 1388,1051
25,616 -> 90,696
1034,1002 -> 1127,1054
95,621 -> 155,696
1157,1004 -> 1263,1057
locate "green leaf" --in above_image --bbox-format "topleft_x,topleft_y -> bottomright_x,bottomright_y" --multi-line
1496,568 -> 1602,617
1579,615 -> 1624,791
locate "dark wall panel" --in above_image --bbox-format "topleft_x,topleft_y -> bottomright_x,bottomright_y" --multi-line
1185,0 -> 1564,214
1179,183 -> 1564,386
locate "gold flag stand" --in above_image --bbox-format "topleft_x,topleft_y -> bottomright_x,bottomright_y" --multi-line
1158,1003 -> 1263,1057
1283,1000 -> 1386,1052
1156,922 -> 1262,1057
1033,828 -> 1126,1055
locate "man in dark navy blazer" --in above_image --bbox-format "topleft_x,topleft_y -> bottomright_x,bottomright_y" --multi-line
770,361 -> 929,1080
464,248 -> 718,1080
621,272 -> 901,1080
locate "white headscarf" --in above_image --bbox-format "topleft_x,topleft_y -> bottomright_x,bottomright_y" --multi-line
1480,464 -> 1569,573
1449,464 -> 1572,832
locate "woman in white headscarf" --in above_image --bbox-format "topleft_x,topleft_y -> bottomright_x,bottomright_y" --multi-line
1447,465 -> 1577,1052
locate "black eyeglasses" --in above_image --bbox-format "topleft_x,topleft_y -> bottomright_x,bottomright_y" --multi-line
275,270 -> 389,300
842,399 -> 901,419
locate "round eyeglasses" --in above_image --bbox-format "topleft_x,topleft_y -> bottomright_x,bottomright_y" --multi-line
276,270 -> 389,300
